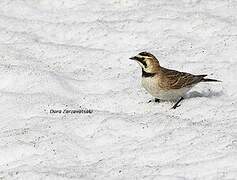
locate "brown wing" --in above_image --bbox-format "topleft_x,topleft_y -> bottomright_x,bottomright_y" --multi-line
159,67 -> 207,89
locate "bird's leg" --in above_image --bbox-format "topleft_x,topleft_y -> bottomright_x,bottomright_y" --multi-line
148,98 -> 160,103
172,97 -> 184,109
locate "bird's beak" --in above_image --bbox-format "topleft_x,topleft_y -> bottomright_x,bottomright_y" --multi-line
129,56 -> 138,60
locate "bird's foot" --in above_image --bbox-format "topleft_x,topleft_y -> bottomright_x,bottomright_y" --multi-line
171,97 -> 184,109
148,98 -> 160,103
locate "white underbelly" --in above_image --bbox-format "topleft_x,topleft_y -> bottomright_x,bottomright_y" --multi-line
142,77 -> 192,101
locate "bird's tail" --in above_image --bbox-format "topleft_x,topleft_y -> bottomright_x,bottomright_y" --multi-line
202,78 -> 221,82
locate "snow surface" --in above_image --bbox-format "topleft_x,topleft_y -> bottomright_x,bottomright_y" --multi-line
0,0 -> 237,179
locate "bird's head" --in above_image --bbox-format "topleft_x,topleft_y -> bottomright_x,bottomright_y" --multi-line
129,52 -> 160,73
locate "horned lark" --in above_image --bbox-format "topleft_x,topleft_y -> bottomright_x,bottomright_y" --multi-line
130,52 -> 220,109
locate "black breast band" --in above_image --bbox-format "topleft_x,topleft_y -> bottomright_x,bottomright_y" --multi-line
142,69 -> 156,78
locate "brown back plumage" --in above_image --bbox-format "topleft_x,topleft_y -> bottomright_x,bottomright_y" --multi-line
158,67 -> 209,90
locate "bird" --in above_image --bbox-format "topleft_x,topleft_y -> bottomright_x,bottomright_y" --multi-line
129,52 -> 221,109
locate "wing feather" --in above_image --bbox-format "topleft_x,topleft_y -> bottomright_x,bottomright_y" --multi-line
159,67 -> 206,89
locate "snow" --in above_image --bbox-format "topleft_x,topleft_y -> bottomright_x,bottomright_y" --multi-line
0,0 -> 237,179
